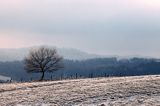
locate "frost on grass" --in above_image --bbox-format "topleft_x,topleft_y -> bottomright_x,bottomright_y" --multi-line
0,75 -> 160,106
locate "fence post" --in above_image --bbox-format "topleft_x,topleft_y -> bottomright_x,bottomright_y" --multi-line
30,77 -> 32,82
76,73 -> 78,79
90,73 -> 93,78
20,78 -> 23,82
61,74 -> 63,80
51,75 -> 52,80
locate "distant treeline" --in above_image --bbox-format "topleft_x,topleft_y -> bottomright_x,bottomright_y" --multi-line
0,58 -> 160,81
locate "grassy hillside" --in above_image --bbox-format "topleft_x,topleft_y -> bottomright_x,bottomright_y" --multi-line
0,75 -> 160,106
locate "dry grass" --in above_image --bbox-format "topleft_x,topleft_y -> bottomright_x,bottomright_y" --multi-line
0,75 -> 160,106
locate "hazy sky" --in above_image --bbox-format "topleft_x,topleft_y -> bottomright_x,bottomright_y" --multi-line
0,0 -> 160,57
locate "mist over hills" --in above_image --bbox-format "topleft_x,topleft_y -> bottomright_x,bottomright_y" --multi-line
0,47 -> 101,62
0,47 -> 155,62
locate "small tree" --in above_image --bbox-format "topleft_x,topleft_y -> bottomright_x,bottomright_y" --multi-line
24,47 -> 63,81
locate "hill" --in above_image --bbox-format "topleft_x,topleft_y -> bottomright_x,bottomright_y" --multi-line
0,47 -> 101,62
0,58 -> 160,81
0,75 -> 160,105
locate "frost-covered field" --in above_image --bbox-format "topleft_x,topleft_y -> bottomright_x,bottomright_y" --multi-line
0,75 -> 160,106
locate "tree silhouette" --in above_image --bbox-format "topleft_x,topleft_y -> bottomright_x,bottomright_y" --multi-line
24,47 -> 63,81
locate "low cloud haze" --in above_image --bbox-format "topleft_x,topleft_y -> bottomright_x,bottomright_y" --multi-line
0,0 -> 160,57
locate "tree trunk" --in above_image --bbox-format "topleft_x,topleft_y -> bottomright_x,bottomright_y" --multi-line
40,71 -> 45,81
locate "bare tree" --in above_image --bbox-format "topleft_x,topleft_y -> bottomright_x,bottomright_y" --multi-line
24,47 -> 63,81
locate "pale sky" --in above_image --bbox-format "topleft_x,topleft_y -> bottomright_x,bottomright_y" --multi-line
0,0 -> 160,57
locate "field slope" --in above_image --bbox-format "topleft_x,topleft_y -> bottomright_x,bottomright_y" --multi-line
0,75 -> 160,106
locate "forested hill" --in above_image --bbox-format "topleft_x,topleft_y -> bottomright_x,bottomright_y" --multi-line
0,58 -> 160,81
